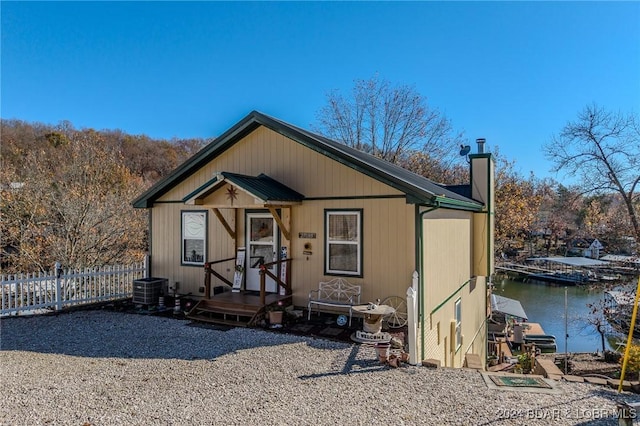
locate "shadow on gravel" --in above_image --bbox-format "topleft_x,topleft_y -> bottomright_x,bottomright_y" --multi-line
299,344 -> 387,379
0,306 -> 366,361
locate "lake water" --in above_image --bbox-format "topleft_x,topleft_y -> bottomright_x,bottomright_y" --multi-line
493,275 -> 634,353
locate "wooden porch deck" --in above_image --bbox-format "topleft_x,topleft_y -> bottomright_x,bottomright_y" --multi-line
186,291 -> 292,327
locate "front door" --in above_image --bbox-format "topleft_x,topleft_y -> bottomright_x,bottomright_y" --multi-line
246,212 -> 278,292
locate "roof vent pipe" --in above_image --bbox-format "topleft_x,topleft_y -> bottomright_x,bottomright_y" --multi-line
476,138 -> 486,154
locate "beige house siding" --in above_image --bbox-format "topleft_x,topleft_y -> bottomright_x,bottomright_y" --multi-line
135,114 -> 495,371
149,126 -> 416,306
471,154 -> 495,277
158,127 -> 400,201
420,209 -> 486,368
149,204 -> 236,294
289,198 -> 415,307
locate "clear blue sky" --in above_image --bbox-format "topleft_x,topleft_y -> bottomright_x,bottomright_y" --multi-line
2,1 -> 639,182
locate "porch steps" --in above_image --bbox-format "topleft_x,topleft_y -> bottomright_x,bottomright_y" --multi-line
464,353 -> 484,370
186,299 -> 260,327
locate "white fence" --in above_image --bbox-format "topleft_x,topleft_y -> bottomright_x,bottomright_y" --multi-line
1,259 -> 147,317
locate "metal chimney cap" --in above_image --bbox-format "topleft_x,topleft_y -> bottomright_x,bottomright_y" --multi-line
476,138 -> 486,153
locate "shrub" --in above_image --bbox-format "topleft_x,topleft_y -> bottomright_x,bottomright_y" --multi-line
604,350 -> 622,363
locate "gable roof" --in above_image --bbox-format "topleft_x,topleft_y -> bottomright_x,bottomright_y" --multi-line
182,172 -> 305,205
132,111 -> 483,211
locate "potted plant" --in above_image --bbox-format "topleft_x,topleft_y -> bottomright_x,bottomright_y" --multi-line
267,301 -> 286,327
517,353 -> 532,374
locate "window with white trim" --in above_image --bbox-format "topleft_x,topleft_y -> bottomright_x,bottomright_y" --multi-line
325,209 -> 362,276
182,211 -> 207,265
454,298 -> 462,350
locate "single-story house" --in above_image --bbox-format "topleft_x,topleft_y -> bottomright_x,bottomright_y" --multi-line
133,111 -> 494,368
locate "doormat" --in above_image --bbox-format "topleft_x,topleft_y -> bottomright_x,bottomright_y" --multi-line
481,372 -> 561,394
489,375 -> 552,389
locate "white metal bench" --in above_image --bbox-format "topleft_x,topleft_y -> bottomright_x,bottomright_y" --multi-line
307,278 -> 361,326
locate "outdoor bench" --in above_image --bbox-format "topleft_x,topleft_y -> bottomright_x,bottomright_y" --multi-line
307,278 -> 361,326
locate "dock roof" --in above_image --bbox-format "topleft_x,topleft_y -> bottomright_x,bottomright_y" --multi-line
527,256 -> 609,267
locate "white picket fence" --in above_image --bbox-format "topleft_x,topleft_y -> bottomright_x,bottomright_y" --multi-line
1,259 -> 147,317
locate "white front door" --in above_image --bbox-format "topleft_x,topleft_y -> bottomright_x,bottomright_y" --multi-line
246,213 -> 278,292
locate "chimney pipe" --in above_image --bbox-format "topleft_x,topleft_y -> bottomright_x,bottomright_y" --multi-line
476,138 -> 486,154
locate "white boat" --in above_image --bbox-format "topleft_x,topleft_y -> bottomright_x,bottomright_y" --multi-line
523,334 -> 557,352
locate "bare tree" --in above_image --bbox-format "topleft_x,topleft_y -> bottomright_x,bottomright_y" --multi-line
545,104 -> 640,245
315,75 -> 463,165
585,298 -> 611,353
1,128 -> 147,272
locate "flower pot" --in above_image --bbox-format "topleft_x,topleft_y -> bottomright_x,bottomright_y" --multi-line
375,343 -> 390,364
363,316 -> 383,334
268,311 -> 283,325
388,354 -> 400,368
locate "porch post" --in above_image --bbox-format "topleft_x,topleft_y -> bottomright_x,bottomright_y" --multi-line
204,263 -> 211,300
259,266 -> 266,306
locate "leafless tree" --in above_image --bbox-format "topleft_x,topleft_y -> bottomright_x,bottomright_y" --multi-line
545,104 -> 640,246
315,75 -> 463,165
0,126 -> 147,272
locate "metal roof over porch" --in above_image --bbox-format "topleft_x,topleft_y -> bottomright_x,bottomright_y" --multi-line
182,172 -> 305,206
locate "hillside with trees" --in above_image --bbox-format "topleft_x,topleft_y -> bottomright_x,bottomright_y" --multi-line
0,119 -> 209,273
1,99 -> 637,274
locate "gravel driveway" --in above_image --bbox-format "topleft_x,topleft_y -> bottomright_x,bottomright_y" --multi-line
1,310 -> 638,425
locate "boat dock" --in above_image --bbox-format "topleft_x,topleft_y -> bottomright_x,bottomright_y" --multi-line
488,322 -> 557,371
496,256 -> 613,285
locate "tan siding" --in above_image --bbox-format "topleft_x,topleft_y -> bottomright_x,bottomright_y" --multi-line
150,204 -> 235,297
421,210 -> 486,367
288,198 -> 415,308
418,209 -> 487,368
149,126 -> 415,329
157,127 -> 402,204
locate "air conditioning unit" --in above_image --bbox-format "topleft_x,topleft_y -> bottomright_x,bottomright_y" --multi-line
133,277 -> 168,305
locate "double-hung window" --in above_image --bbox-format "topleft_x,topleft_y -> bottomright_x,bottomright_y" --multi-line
182,211 -> 207,265
325,209 -> 362,276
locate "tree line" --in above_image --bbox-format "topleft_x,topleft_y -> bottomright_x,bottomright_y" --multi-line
1,77 -> 638,274
315,77 -> 639,260
0,119 -> 208,273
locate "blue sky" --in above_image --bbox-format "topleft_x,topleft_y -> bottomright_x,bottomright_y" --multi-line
2,1 -> 639,182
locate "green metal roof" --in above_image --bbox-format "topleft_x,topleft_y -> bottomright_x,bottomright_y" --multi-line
182,172 -> 304,204
132,111 -> 483,211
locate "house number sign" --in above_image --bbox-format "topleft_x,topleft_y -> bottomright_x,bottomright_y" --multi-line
298,232 -> 316,239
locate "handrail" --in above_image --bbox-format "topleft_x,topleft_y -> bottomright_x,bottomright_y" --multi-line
259,258 -> 292,306
203,257 -> 236,299
207,256 -> 236,265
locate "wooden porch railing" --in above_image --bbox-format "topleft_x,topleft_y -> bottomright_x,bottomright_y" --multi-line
204,256 -> 293,306
203,256 -> 236,299
259,258 -> 292,306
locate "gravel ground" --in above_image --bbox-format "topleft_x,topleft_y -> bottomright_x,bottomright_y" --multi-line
1,310 -> 639,426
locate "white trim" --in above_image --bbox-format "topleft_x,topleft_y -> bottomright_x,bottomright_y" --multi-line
325,210 -> 362,276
